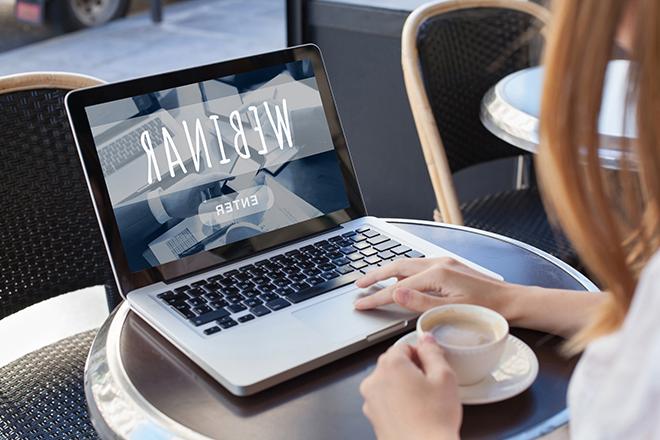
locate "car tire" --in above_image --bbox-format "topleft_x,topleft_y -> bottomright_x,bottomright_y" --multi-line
49,0 -> 131,31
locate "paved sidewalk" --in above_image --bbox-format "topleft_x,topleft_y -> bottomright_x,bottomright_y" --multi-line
0,0 -> 285,82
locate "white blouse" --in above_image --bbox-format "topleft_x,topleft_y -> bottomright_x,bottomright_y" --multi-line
568,250 -> 660,438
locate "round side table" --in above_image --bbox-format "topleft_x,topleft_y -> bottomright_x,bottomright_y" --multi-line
481,60 -> 634,169
86,220 -> 597,439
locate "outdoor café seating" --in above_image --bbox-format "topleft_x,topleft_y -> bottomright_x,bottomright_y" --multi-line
0,73 -> 116,437
402,0 -> 576,267
2,0 -> 653,438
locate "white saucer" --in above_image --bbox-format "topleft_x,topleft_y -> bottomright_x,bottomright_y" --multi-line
395,332 -> 539,405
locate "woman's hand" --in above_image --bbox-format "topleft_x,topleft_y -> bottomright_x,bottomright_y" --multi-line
360,334 -> 462,440
354,257 -> 516,319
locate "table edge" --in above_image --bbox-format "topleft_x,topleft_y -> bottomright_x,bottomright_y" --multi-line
388,219 -> 598,292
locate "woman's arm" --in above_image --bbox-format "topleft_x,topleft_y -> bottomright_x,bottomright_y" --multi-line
354,257 -> 604,339
502,284 -> 604,338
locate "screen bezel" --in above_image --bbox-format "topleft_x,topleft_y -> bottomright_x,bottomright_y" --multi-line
66,45 -> 366,294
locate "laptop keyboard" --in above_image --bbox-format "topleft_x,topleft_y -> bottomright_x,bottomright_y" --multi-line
99,117 -> 164,175
156,227 -> 425,335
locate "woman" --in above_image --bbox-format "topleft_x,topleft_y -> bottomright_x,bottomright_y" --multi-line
356,0 -> 659,438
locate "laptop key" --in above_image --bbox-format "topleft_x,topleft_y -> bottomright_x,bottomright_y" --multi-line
251,305 -> 271,317
204,326 -> 221,335
272,278 -> 290,287
367,235 -> 388,245
173,305 -> 196,320
228,303 -> 247,313
242,289 -> 261,298
203,292 -> 221,302
364,256 -> 381,265
174,286 -> 190,293
235,281 -> 253,290
218,318 -> 238,329
353,241 -> 370,250
318,262 -> 335,271
274,287 -> 295,296
339,246 -> 356,255
266,298 -> 292,311
158,290 -> 175,299
164,296 -> 186,305
374,240 -> 400,252
243,298 -> 263,308
209,299 -> 229,309
378,250 -> 395,260
307,277 -> 324,286
191,280 -> 207,287
342,230 -> 357,238
186,297 -> 206,308
185,288 -> 206,298
363,230 -> 380,238
361,248 -> 378,257
193,305 -> 212,315
406,250 -> 425,258
356,227 -> 370,233
282,266 -> 300,275
351,234 -> 368,242
286,271 -> 362,304
257,283 -> 276,293
347,252 -> 364,262
391,245 -> 412,255
350,260 -> 369,270
191,308 -> 230,326
336,265 -> 355,274
260,293 -> 279,302
288,273 -> 307,283
238,314 -> 255,323
322,271 -> 340,280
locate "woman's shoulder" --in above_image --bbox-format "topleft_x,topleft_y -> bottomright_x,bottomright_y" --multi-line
569,249 -> 660,438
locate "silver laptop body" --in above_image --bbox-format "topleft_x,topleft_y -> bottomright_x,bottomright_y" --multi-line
66,46 -> 500,396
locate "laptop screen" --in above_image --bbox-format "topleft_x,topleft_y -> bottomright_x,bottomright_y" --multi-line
84,60 -> 351,272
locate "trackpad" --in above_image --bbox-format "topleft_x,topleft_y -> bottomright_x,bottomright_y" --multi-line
292,285 -> 416,343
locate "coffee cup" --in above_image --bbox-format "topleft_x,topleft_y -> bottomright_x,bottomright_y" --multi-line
416,304 -> 509,385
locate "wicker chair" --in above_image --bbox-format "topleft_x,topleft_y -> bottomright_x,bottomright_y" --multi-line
402,0 -> 578,265
0,72 -> 120,439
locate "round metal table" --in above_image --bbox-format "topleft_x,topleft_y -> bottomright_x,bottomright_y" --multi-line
481,60 -> 635,169
85,220 -> 597,439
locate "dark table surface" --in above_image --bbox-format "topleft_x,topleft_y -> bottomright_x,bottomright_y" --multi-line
86,220 -> 597,439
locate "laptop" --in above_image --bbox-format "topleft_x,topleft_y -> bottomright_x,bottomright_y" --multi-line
66,45 -> 501,396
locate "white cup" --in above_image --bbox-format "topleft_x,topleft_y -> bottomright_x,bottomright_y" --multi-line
416,304 -> 509,386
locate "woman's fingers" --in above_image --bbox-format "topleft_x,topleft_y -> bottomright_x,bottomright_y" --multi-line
354,267 -> 447,310
393,287 -> 448,313
417,333 -> 455,382
353,286 -> 397,310
355,258 -> 432,288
